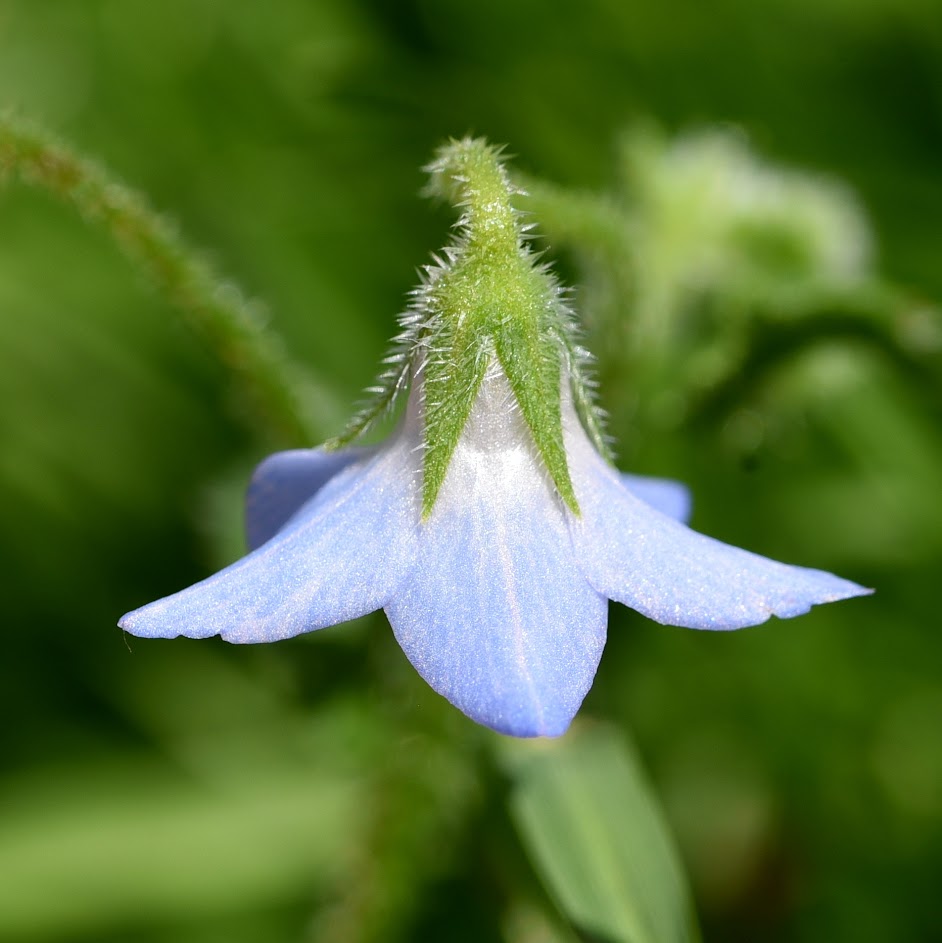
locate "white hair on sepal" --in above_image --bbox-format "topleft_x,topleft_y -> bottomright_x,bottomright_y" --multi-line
552,293 -> 614,461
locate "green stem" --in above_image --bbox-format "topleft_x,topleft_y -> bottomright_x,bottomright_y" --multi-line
517,176 -> 630,261
0,112 -> 325,445
689,286 -> 942,429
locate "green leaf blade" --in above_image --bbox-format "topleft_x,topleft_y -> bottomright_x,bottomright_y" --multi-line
501,723 -> 701,943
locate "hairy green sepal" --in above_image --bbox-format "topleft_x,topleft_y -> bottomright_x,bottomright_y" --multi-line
332,138 -> 608,519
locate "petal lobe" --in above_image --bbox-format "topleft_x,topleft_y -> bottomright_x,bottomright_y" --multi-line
120,440 -> 419,643
567,422 -> 869,630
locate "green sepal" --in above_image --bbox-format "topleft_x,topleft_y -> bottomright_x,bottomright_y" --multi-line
558,316 -> 615,465
322,355 -> 411,452
420,319 -> 488,518
333,137 -> 610,519
423,139 -> 582,515
494,307 -> 579,515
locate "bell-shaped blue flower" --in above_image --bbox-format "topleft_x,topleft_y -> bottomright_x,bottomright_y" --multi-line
120,139 -> 869,737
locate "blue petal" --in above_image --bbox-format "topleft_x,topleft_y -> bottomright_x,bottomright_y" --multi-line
620,473 -> 692,523
386,436 -> 607,738
120,440 -> 419,643
245,447 -> 372,551
569,436 -> 871,630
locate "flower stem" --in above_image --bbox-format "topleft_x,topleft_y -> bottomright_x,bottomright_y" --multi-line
0,112 -> 326,446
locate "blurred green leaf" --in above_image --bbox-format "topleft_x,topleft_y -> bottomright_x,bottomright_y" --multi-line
501,723 -> 700,943
0,756 -> 365,941
0,112 -> 340,446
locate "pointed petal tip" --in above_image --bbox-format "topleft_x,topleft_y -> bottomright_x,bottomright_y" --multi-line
404,645 -> 594,739
117,606 -> 145,636
768,569 -> 873,619
799,574 -> 873,611
827,577 -> 874,600
488,712 -> 575,739
662,570 -> 873,631
117,598 -> 217,640
116,612 -> 134,634
117,605 -> 176,640
457,689 -> 580,738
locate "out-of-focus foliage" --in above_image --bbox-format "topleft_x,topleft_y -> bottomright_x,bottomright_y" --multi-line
503,724 -> 700,943
1,1 -> 940,941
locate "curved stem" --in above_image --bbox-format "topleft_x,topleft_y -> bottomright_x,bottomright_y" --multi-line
689,287 -> 942,428
0,112 -> 330,445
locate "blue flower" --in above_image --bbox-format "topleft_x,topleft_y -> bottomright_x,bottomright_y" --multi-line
120,358 -> 867,737
119,138 -> 869,737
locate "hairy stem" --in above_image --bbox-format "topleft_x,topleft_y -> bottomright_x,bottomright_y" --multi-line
0,112 -> 327,445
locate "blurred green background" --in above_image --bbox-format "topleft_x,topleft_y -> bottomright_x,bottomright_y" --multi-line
1,1 -> 940,941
